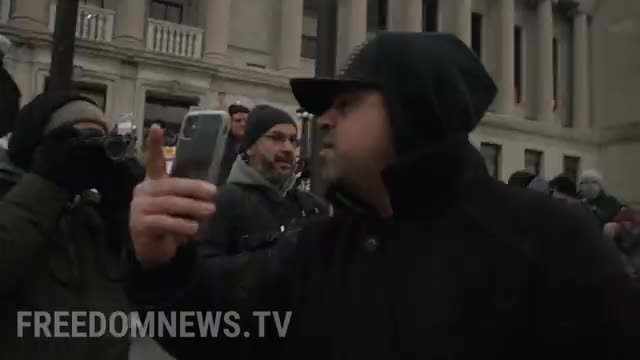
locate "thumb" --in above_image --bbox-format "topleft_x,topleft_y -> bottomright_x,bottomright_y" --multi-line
145,125 -> 167,180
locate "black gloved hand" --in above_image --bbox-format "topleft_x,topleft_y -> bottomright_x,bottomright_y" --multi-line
31,125 -> 110,194
97,157 -> 145,212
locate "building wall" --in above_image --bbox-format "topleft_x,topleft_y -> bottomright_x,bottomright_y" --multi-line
470,118 -> 599,183
591,0 -> 640,129
515,0 -> 535,120
601,142 -> 640,206
553,11 -> 572,128
590,0 -> 640,205
228,0 -> 280,70
1,0 -> 638,203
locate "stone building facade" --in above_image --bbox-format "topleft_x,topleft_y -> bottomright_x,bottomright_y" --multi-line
0,0 -> 638,204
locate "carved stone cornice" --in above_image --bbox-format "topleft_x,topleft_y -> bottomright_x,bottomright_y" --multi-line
0,23 -> 294,93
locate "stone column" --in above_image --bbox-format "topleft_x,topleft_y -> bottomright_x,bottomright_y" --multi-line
113,0 -> 147,47
336,0 -> 368,68
204,0 -> 232,60
443,0 -> 472,46
535,0 -> 554,124
389,0 -> 423,32
573,11 -> 589,129
277,0 -> 304,73
494,0 -> 515,114
9,0 -> 49,32
113,60 -> 138,120
10,47 -> 35,106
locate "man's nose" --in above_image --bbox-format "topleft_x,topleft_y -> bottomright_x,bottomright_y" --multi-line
281,139 -> 296,153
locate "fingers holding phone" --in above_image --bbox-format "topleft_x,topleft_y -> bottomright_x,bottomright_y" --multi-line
130,125 -> 217,267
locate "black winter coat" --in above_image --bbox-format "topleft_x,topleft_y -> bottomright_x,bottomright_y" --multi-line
130,32 -> 639,359
0,174 -> 133,360
281,142 -> 639,359
130,158 -> 329,359
129,141 -> 639,360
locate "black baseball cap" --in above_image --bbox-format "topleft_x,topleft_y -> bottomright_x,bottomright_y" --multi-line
290,32 -> 497,139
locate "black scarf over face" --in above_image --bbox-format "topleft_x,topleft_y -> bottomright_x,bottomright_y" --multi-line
8,91 -> 95,170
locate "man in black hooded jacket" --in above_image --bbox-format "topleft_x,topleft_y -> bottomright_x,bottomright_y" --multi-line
128,33 -> 640,359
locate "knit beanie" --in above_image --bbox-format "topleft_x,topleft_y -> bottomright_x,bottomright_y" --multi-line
240,105 -> 297,153
228,103 -> 250,117
45,100 -> 109,134
8,92 -> 103,169
579,169 -> 604,186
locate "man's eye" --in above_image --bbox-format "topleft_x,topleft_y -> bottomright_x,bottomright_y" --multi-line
334,98 -> 352,113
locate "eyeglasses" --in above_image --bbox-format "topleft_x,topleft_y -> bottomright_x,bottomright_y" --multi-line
263,132 -> 299,148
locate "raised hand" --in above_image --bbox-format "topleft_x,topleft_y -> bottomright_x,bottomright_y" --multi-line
129,125 -> 217,266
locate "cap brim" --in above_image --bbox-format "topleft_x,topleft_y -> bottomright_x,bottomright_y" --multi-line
290,78 -> 377,116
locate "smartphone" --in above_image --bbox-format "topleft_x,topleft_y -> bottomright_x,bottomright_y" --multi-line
171,110 -> 230,184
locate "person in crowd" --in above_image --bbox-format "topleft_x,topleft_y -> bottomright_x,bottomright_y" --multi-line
128,33 -> 639,359
0,91 -> 142,359
507,169 -> 550,194
295,157 -> 311,192
604,209 -> 640,277
130,105 -> 329,358
219,103 -> 250,184
549,175 -> 581,203
579,169 -> 625,226
0,34 -> 21,152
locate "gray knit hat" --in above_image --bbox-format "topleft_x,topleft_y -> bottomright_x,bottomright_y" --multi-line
44,100 -> 109,134
579,169 -> 604,186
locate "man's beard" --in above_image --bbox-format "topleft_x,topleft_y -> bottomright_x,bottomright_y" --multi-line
258,154 -> 294,187
319,129 -> 340,184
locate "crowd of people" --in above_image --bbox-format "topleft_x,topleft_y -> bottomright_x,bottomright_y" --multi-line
0,31 -> 639,359
506,168 -> 639,278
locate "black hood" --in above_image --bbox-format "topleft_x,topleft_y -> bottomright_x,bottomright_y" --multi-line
8,91 -> 95,169
291,32 -> 497,158
373,33 -> 497,157
294,33 -> 497,218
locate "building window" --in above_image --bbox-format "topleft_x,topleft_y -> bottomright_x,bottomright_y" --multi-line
367,0 -> 388,34
144,93 -> 199,148
471,12 -> 483,59
563,155 -> 581,184
81,0 -> 105,7
480,143 -> 501,179
514,25 -> 523,104
552,37 -> 559,111
150,0 -> 183,24
423,0 -> 439,32
301,35 -> 317,59
525,149 -> 543,176
301,0 -> 318,59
